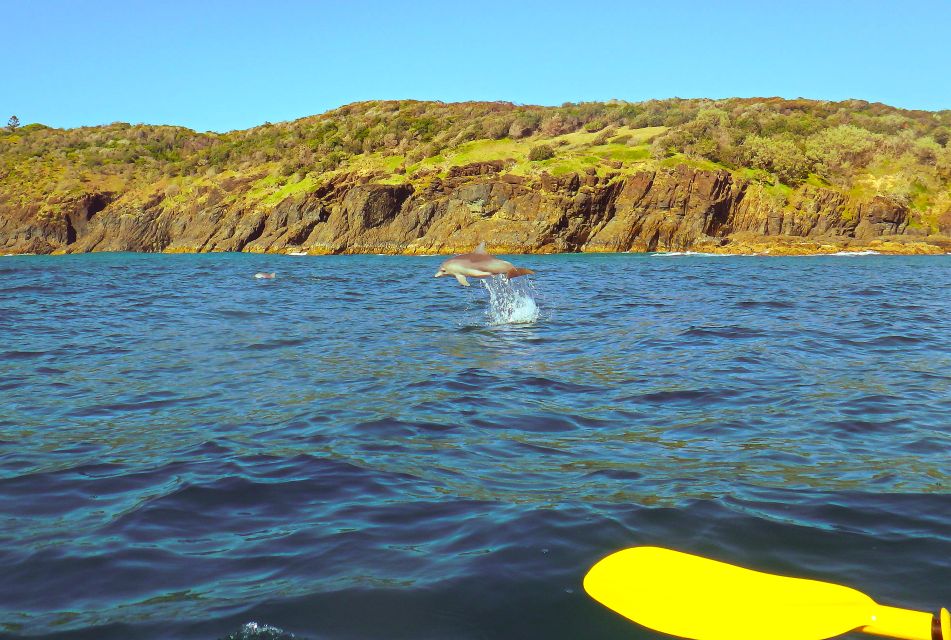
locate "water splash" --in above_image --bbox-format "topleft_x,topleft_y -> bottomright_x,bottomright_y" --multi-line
221,622 -> 298,640
480,275 -> 540,324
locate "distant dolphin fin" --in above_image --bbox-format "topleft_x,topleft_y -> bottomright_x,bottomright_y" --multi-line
454,274 -> 471,286
474,242 -> 488,254
506,267 -> 535,279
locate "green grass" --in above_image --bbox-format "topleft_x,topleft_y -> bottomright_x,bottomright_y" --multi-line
593,143 -> 652,163
376,173 -> 411,185
765,181 -> 793,201
909,179 -> 933,213
804,173 -> 832,189
259,174 -> 320,205
438,138 -> 526,164
516,155 -> 602,177
659,153 -> 728,173
344,152 -> 406,175
400,125 -> 667,177
322,123 -> 730,185
245,169 -> 283,198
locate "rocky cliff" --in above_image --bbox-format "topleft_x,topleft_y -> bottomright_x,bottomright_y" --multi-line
2,163 -> 947,256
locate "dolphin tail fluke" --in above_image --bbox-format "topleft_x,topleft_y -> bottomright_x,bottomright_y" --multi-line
506,267 -> 535,279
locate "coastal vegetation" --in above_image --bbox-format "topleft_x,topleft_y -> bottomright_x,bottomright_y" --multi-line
2,98 -> 950,251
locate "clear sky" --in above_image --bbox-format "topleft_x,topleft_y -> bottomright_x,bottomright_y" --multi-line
4,0 -> 949,132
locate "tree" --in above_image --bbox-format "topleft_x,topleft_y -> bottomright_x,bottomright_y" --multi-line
6,115 -> 19,132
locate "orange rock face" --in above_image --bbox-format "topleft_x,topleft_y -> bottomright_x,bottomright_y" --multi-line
1,165 -> 948,256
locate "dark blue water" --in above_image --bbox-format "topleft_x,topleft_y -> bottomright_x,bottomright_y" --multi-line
1,253 -> 949,640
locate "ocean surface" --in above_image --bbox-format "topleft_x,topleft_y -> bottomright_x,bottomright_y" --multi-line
0,252 -> 949,640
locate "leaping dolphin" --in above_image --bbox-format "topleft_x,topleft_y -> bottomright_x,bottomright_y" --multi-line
434,243 -> 535,287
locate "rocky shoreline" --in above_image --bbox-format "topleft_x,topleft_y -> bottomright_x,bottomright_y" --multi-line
2,163 -> 949,257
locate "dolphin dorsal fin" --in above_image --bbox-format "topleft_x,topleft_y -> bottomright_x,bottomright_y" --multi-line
474,242 -> 488,254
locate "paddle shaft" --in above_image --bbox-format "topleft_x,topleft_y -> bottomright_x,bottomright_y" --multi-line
861,605 -> 948,640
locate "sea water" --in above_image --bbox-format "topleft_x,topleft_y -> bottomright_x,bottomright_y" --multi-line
0,252 -> 949,640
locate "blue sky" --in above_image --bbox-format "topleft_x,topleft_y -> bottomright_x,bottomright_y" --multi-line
4,0 -> 949,132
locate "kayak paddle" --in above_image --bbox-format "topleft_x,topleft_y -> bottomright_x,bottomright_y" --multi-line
584,546 -> 949,640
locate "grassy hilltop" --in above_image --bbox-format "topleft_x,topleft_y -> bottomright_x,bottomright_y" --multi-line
2,98 -> 951,253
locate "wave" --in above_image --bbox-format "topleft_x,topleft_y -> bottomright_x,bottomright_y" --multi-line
651,251 -> 764,257
653,250 -> 889,257
651,251 -> 724,257
681,325 -> 768,339
736,300 -> 794,309
0,349 -> 47,360
245,337 -> 311,351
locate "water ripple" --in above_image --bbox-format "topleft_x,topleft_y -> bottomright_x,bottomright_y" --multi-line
0,253 -> 949,639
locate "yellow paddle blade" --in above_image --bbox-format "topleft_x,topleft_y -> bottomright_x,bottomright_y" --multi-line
585,547 -> 888,640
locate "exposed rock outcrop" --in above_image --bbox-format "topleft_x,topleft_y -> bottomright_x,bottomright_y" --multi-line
1,166 -> 946,255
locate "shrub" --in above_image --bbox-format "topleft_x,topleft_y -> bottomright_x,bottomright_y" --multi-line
592,127 -> 616,146
740,134 -> 811,185
540,114 -> 580,137
528,145 -> 555,161
651,107 -> 734,163
805,125 -> 881,182
508,112 -> 541,139
584,119 -> 608,133
936,145 -> 951,179
484,119 -> 511,140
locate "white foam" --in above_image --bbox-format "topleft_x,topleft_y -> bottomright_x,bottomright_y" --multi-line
651,251 -> 727,257
236,622 -> 292,638
828,250 -> 880,256
480,276 -> 539,325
